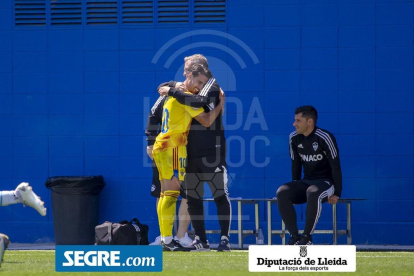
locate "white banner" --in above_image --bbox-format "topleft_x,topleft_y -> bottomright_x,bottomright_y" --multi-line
249,245 -> 356,272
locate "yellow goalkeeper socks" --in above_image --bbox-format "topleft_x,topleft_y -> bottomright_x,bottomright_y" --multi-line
161,190 -> 180,239
157,193 -> 164,237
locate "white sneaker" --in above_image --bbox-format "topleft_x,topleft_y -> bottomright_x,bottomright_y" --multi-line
0,234 -> 10,267
174,232 -> 193,248
15,182 -> 46,216
149,236 -> 162,246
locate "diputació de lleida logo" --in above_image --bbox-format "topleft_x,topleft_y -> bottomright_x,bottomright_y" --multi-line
300,246 -> 307,258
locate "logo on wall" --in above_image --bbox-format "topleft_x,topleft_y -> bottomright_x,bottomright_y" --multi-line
151,29 -> 260,92
312,142 -> 318,151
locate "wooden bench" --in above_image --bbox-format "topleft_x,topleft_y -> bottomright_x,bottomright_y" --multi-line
203,198 -> 365,248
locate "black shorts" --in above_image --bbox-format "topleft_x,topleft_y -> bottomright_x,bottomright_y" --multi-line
150,160 -> 187,199
185,156 -> 228,200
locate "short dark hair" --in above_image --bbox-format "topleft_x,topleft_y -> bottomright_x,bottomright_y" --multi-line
295,105 -> 318,125
187,63 -> 212,79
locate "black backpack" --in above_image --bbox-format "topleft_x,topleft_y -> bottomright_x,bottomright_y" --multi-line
95,218 -> 149,245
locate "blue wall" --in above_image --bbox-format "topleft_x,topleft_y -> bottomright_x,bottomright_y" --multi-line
0,0 -> 413,245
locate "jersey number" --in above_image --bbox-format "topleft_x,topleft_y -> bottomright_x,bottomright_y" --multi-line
179,157 -> 186,168
161,108 -> 169,133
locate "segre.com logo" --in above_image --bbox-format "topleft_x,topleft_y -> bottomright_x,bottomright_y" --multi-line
56,245 -> 162,272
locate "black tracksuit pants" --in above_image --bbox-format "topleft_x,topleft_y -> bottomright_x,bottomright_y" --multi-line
185,156 -> 231,243
276,179 -> 335,236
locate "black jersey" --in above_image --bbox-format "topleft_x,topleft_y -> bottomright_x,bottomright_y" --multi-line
145,79 -> 226,159
145,95 -> 165,146
289,127 -> 342,197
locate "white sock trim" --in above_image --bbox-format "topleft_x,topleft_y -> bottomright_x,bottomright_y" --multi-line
0,191 -> 18,206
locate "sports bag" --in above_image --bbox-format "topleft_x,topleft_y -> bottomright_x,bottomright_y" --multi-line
95,218 -> 149,245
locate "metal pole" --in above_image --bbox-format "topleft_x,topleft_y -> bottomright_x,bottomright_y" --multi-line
333,203 -> 337,245
347,203 -> 352,245
267,201 -> 272,245
255,202 -> 259,243
238,201 -> 243,249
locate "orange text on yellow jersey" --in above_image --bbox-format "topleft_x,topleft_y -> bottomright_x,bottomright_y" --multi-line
153,95 -> 203,153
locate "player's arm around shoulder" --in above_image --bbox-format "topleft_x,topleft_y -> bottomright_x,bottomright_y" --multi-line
194,89 -> 225,127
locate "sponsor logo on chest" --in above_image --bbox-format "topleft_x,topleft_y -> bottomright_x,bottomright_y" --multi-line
299,153 -> 323,162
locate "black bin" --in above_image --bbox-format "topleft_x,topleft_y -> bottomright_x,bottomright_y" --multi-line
45,176 -> 105,245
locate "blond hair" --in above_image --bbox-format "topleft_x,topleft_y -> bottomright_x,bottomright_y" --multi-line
184,54 -> 209,68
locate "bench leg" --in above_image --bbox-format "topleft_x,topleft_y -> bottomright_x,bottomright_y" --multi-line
347,203 -> 352,245
255,203 -> 259,243
281,220 -> 286,245
238,201 -> 243,249
333,204 -> 337,245
267,201 -> 272,245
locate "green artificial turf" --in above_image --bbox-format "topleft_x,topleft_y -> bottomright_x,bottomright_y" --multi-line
1,250 -> 413,276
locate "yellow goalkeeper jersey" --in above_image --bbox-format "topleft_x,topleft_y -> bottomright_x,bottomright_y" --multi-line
153,95 -> 203,153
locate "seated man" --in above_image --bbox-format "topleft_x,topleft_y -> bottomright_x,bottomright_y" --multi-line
276,106 -> 342,245
153,64 -> 225,251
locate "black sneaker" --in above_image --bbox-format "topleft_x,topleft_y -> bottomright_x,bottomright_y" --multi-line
189,236 -> 210,252
295,234 -> 313,245
217,236 -> 231,252
287,234 -> 301,245
162,239 -> 191,251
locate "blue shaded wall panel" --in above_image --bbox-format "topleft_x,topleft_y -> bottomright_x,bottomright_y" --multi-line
48,115 -> 83,136
339,48 -> 375,69
13,137 -> 48,158
85,136 -> 119,157
264,5 -> 300,26
120,29 -> 155,51
49,94 -> 83,115
0,9 -> 12,30
13,116 -> 48,136
376,25 -> 413,47
338,4 -> 375,25
84,29 -> 119,51
13,73 -> 47,94
376,3 -> 413,25
48,73 -> 83,94
339,26 -> 375,47
338,91 -> 376,112
13,30 -> 47,52
228,5 -> 264,27
49,137 -> 84,158
48,30 -> 83,51
0,94 -> 12,114
302,26 -> 337,48
301,4 -> 337,26
0,73 -> 12,93
1,1 -> 413,245
84,72 -> 119,94
0,137 -> 12,157
301,48 -> 337,69
84,51 -> 119,72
